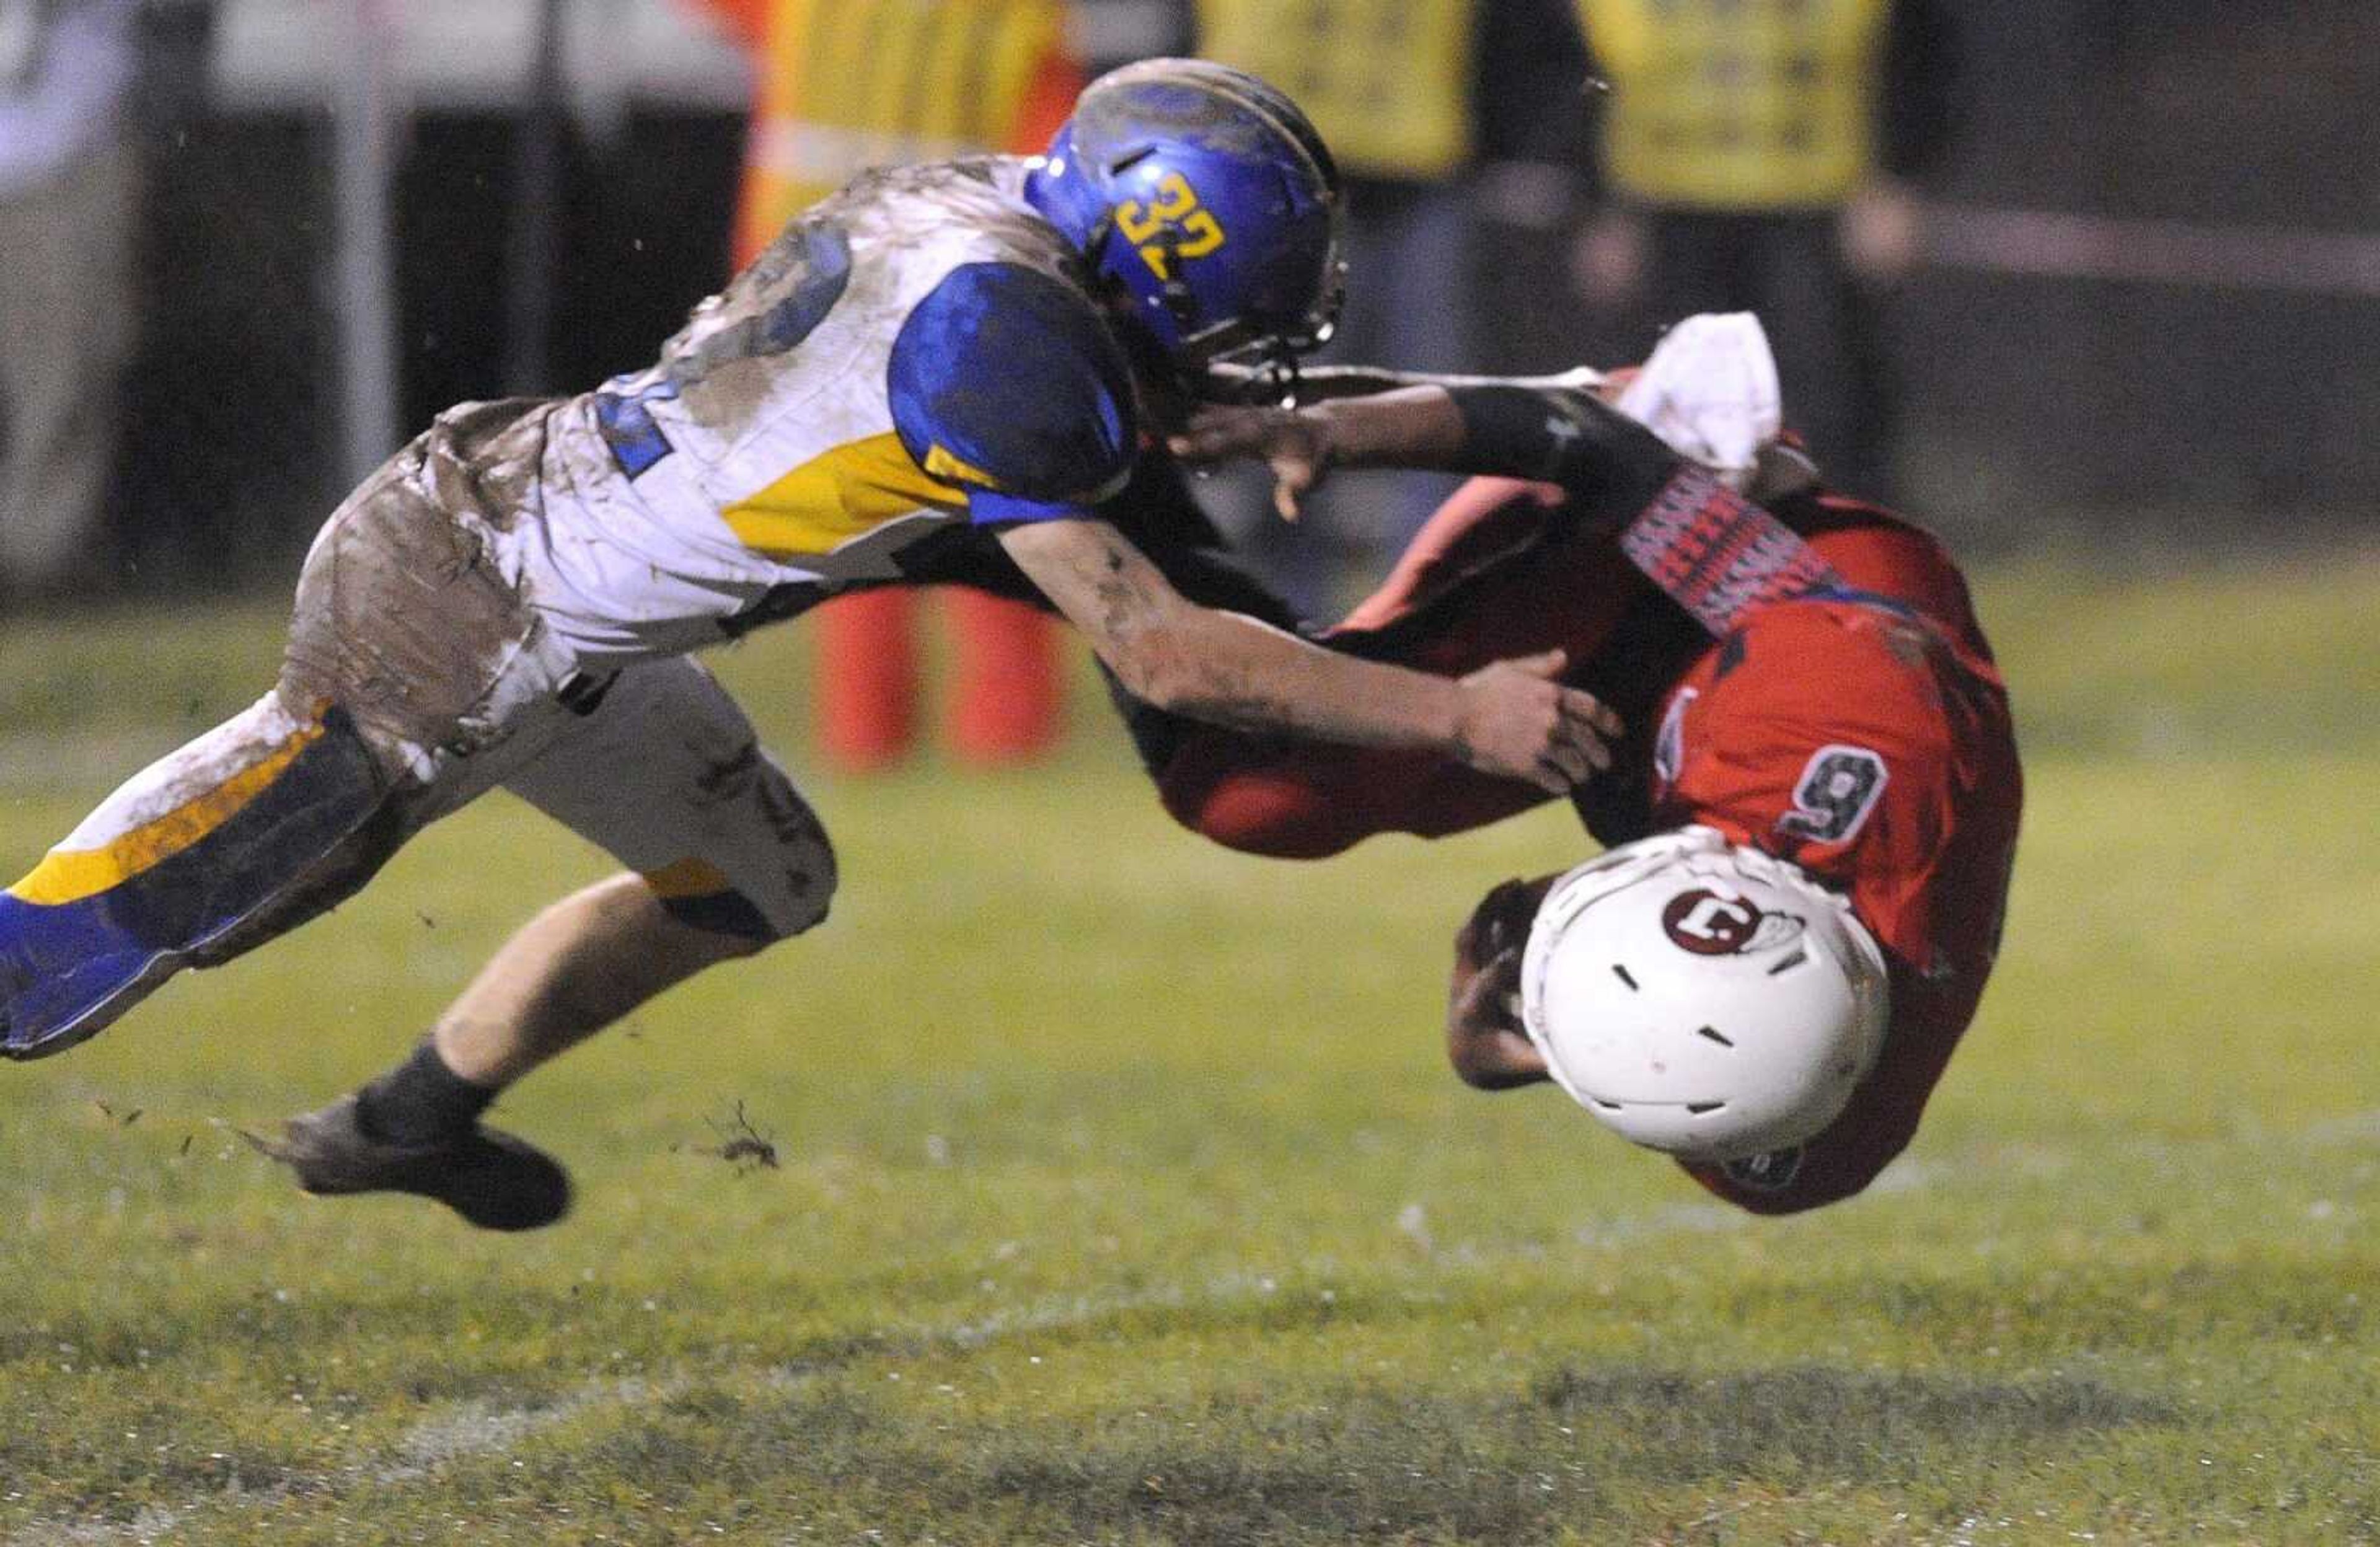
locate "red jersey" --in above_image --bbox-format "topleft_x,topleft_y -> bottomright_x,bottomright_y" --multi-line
1158,475 -> 2023,1214
1650,586 -> 2021,1213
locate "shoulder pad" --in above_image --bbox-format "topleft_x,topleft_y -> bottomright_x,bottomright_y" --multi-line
889,262 -> 1138,508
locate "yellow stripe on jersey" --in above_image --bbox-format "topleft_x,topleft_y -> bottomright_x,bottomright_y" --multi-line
922,443 -> 1004,489
8,715 -> 328,907
722,431 -> 971,558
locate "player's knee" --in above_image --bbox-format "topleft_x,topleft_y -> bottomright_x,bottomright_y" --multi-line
651,860 -> 833,953
772,831 -> 838,940
759,764 -> 839,938
652,879 -> 819,956
646,774 -> 839,951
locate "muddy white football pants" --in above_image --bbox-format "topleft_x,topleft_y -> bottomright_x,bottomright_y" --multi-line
1,430 -> 834,1059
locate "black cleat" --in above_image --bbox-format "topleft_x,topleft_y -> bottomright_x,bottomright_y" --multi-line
245,1095 -> 571,1232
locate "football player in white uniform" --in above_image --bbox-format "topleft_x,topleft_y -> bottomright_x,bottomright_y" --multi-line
0,62 -> 1620,1228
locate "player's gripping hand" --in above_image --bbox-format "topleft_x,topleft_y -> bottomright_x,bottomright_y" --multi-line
1169,390 -> 1474,520
1168,404 -> 1333,521
1455,875 -> 1552,977
1453,650 -> 1622,794
1446,875 -> 1558,1090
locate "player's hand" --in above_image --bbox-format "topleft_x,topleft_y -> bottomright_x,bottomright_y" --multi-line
1445,941 -> 1550,1091
1166,405 -> 1334,521
1453,876 -> 1553,980
1451,650 -> 1622,794
1450,943 -> 1523,1038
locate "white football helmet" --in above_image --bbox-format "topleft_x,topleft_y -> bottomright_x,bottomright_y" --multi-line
1518,827 -> 1891,1162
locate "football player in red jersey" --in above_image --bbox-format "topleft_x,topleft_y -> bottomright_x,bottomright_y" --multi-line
1150,317 -> 2021,1214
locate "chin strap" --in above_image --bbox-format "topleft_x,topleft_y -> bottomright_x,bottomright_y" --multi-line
1150,226 -> 1202,338
1256,340 -> 1303,407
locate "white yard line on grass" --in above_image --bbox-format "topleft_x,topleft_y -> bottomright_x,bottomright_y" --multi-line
3,1379 -> 681,1546
7,1504 -> 185,1547
2304,1109 -> 2380,1145
376,1376 -> 677,1484
4,1160 -> 1966,1541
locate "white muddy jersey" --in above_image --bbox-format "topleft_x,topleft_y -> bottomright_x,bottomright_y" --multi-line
483,156 -> 1139,666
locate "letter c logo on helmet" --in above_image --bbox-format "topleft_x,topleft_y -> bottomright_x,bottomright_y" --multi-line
1660,889 -> 1807,956
1518,827 -> 1891,1163
1025,60 -> 1347,377
1662,890 -> 1763,954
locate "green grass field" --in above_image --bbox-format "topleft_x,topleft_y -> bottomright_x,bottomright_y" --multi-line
2,552 -> 2376,1545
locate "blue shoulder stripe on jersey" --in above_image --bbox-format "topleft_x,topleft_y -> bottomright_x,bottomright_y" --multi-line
888,262 -> 1137,521
966,489 -> 1095,527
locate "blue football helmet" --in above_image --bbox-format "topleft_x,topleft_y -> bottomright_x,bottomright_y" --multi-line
1025,60 -> 1346,379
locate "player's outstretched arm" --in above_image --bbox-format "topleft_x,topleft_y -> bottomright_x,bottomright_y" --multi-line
1201,361 -> 1606,408
1166,387 -> 1470,519
1168,381 -> 1668,521
1173,377 -> 1839,640
997,518 -> 1619,795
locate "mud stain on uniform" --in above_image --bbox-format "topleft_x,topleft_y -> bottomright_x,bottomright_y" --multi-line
281,408 -> 552,765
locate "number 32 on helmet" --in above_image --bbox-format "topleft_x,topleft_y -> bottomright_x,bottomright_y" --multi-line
1114,174 -> 1228,275
1025,59 -> 1347,375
